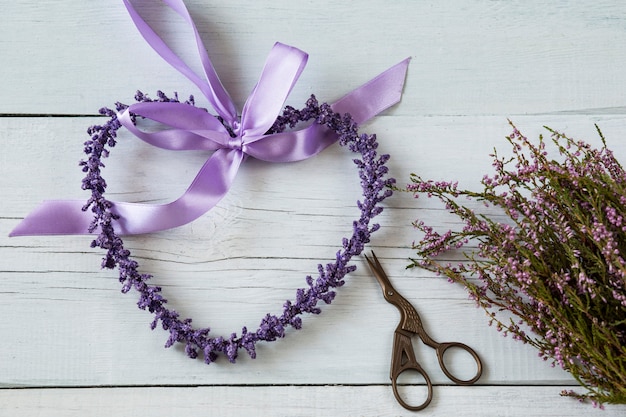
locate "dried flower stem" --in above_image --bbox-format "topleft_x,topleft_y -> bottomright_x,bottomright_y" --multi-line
405,121 -> 626,406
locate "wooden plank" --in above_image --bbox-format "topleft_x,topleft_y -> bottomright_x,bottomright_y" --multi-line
1,386 -> 622,417
2,115 -> 624,389
2,1 -> 626,116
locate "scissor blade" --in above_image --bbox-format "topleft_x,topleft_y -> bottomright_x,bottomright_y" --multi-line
365,251 -> 397,298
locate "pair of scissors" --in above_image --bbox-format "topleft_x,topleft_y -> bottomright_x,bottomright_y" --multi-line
364,251 -> 483,411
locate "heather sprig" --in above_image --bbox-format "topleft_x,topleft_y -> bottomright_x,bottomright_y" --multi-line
81,91 -> 394,364
405,121 -> 626,406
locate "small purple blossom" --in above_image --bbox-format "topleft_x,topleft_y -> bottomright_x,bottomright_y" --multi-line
81,92 -> 394,364
405,121 -> 626,406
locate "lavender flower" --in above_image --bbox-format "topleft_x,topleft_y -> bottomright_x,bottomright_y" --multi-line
81,92 -> 394,364
405,122 -> 626,406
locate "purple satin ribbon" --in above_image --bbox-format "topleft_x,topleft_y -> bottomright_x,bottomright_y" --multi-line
10,0 -> 409,237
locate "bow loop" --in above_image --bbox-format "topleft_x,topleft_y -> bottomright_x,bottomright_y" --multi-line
118,101 -> 232,151
239,43 -> 309,139
243,124 -> 338,163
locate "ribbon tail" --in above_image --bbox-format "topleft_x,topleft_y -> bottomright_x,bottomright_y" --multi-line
9,201 -> 95,236
330,57 -> 410,124
10,149 -> 244,236
110,148 -> 243,235
245,58 -> 411,163
123,0 -> 237,121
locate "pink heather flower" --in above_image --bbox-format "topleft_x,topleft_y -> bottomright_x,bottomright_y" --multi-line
405,122 -> 626,406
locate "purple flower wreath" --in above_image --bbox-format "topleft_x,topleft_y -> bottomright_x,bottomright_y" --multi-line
10,0 -> 408,365
81,91 -> 394,364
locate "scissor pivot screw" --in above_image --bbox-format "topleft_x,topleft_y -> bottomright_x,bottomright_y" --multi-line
387,291 -> 394,296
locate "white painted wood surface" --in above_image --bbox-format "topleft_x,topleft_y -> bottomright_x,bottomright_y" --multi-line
1,1 -> 625,415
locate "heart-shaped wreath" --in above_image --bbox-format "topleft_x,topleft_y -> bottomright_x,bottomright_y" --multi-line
10,0 -> 407,365
82,91 -> 394,363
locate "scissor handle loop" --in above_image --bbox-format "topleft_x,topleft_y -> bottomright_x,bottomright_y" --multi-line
435,341 -> 483,385
391,364 -> 433,412
390,330 -> 434,411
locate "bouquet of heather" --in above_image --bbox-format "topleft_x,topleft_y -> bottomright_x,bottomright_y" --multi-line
406,122 -> 626,406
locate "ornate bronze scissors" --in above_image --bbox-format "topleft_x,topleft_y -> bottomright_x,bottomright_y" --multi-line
365,251 -> 483,411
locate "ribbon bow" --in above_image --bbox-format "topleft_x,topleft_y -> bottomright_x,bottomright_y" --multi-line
10,0 -> 409,237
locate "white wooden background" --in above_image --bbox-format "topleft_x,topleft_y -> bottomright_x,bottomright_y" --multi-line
1,1 -> 626,416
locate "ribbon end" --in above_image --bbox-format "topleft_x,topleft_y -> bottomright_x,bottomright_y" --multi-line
331,57 -> 411,125
9,215 -> 38,238
8,223 -> 32,237
8,200 -> 94,237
